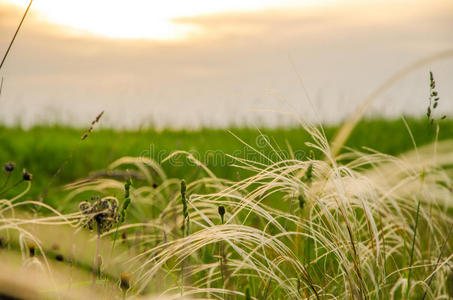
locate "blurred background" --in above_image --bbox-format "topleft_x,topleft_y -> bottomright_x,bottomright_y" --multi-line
1,0 -> 452,129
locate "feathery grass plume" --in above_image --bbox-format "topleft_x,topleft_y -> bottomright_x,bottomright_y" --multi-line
58,121 -> 453,298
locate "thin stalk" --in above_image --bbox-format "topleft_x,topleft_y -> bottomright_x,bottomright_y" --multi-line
405,198 -> 421,298
9,181 -> 31,202
93,220 -> 101,287
0,0 -> 33,71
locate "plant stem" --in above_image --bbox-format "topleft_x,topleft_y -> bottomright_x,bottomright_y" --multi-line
93,221 -> 101,287
0,0 -> 33,71
405,198 -> 421,298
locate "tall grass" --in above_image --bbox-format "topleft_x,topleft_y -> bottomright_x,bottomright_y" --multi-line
0,120 -> 445,299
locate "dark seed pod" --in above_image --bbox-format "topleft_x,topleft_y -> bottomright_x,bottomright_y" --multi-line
28,243 -> 36,257
22,169 -> 32,181
218,206 -> 225,217
120,273 -> 131,292
298,193 -> 306,211
218,205 -> 225,224
3,162 -> 15,173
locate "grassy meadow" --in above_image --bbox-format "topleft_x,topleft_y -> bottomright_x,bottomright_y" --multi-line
1,116 -> 453,299
0,117 -> 451,205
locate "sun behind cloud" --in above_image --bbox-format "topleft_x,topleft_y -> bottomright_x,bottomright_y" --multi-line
3,0 -> 333,39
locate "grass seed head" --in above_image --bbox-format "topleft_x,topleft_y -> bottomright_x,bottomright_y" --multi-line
181,180 -> 188,219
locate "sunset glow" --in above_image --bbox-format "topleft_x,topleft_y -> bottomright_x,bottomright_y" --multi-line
3,0 -> 330,39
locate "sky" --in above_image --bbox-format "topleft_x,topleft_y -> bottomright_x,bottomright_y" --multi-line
0,0 -> 452,128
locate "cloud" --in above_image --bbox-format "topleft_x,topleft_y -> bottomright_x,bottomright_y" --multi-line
0,0 -> 452,128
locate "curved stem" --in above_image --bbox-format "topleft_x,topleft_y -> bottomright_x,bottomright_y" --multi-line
10,181 -> 31,202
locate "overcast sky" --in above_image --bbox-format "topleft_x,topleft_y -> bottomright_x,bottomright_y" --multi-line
0,0 -> 452,128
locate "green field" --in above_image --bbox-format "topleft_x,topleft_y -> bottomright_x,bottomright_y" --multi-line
0,117 -> 449,204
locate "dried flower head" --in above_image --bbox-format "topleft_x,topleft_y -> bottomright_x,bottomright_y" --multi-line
120,273 -> 131,292
79,196 -> 119,233
22,169 -> 32,181
3,162 -> 15,173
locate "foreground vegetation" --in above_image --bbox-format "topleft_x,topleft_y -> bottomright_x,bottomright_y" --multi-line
0,117 -> 452,299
